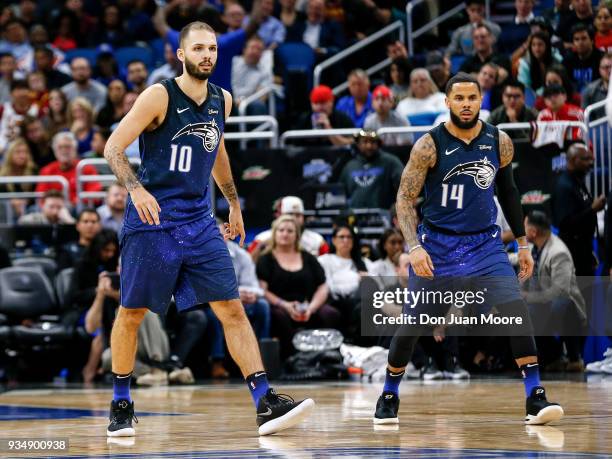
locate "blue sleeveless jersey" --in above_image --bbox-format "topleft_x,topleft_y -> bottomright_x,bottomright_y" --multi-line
123,79 -> 225,233
421,122 -> 500,234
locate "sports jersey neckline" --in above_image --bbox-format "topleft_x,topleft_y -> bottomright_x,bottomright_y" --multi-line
171,78 -> 211,109
441,120 -> 486,149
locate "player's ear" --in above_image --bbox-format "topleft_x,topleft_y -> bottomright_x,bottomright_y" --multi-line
445,96 -> 450,109
176,48 -> 185,63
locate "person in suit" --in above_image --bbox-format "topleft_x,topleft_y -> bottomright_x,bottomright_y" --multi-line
523,211 -> 587,371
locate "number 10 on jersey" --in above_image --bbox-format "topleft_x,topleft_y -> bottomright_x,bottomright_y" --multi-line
441,183 -> 464,209
169,144 -> 192,172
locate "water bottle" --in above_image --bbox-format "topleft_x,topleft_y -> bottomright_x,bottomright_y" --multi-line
53,368 -> 69,386
292,329 -> 344,352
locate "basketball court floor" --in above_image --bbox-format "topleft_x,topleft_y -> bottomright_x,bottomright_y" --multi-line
1,378 -> 611,458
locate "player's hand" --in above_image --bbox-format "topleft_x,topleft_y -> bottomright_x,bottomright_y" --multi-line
517,248 -> 534,281
130,186 -> 161,225
408,246 -> 434,278
228,204 -> 246,247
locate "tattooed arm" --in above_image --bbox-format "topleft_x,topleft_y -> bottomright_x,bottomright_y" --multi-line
212,89 -> 246,245
496,130 -> 533,280
397,133 -> 436,277
104,84 -> 167,225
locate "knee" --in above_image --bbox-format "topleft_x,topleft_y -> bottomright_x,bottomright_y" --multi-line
116,307 -> 147,329
212,299 -> 247,326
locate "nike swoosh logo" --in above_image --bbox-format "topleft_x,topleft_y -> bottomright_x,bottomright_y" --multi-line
253,372 -> 266,378
445,147 -> 460,155
526,363 -> 538,368
492,231 -> 498,238
258,408 -> 272,416
177,107 -> 189,113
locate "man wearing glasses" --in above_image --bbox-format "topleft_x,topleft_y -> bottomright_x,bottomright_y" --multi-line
488,81 -> 538,139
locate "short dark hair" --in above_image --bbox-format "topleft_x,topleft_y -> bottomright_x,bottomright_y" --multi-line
94,127 -> 111,141
179,21 -> 216,48
10,79 -> 29,92
503,80 -> 525,94
127,59 -> 146,69
466,0 -> 485,6
33,45 -> 53,58
526,210 -> 551,232
543,83 -> 566,97
77,208 -> 100,222
473,22 -> 492,36
571,22 -> 594,40
43,189 -> 65,201
445,72 -> 481,95
0,52 -> 14,61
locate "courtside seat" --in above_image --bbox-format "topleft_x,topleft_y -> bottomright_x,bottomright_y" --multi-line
13,257 -> 58,283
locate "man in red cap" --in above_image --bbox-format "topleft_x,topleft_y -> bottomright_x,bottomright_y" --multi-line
364,85 -> 413,146
293,84 -> 355,146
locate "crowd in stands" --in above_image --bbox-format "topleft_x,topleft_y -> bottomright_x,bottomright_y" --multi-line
0,0 -> 611,384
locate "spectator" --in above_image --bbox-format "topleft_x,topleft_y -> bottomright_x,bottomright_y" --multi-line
0,53 -> 19,104
95,79 -> 126,129
488,81 -> 538,138
459,24 -> 511,81
278,0 -> 299,30
523,210 -> 587,372
97,182 -> 127,235
542,0 -> 571,32
256,215 -> 340,358
396,68 -> 447,120
244,0 -> 286,49
44,88 -> 69,135
537,84 -> 584,140
563,22 -> 604,92
231,36 -> 272,115
93,4 -> 126,48
126,60 -> 148,95
595,3 -> 612,52
582,53 -> 612,117
61,57 -> 108,112
51,10 -> 79,51
249,195 -> 329,260
445,0 -> 502,57
370,228 -> 404,278
552,142 -> 605,276
27,70 -> 48,113
223,2 -> 247,32
535,65 -> 582,110
111,91 -> 140,159
18,189 -> 75,224
557,0 -> 594,46
0,19 -> 32,72
33,45 -> 71,90
83,127 -> 110,159
364,85 -> 413,146
20,115 -> 53,167
517,32 -> 562,94
0,137 -> 37,220
147,43 -> 180,86
35,131 -> 102,206
93,46 -> 121,86
56,208 -> 101,271
318,224 -> 372,337
286,0 -> 345,63
386,57 -> 412,102
335,69 -> 373,128
426,51 -> 452,92
477,62 -> 502,111
340,129 -> 403,209
293,85 -> 355,146
0,79 -> 39,154
68,97 -> 95,156
497,0 -> 535,53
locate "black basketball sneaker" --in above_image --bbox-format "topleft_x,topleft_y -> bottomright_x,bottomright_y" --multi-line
373,391 -> 400,424
525,386 -> 564,425
107,399 -> 138,437
256,388 -> 315,435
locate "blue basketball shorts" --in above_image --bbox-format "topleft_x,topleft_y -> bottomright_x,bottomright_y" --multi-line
406,225 -> 523,316
119,214 -> 239,314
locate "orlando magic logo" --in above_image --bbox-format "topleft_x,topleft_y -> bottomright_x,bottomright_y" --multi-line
443,157 -> 497,189
172,118 -> 220,153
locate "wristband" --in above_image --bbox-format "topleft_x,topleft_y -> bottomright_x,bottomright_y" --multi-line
518,245 -> 530,250
408,244 -> 422,254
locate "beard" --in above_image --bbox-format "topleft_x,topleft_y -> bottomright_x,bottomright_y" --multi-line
450,109 -> 480,129
184,56 -> 215,81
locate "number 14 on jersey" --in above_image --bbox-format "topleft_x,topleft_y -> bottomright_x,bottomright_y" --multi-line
441,183 -> 464,209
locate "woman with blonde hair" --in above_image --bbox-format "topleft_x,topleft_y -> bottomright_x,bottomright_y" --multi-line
257,215 -> 341,358
396,68 -> 447,121
0,138 -> 38,220
68,97 -> 95,156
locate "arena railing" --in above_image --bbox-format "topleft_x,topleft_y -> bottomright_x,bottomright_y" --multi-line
584,99 -> 610,196
313,20 -> 405,95
0,176 -> 70,223
225,115 -> 279,149
280,128 -> 361,147
75,157 -> 141,209
237,84 -> 284,120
